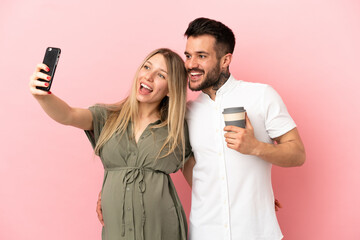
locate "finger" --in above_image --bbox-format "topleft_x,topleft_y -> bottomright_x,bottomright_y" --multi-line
96,204 -> 104,226
224,137 -> 233,144
275,199 -> 282,208
29,86 -> 51,95
97,211 -> 104,226
226,142 -> 236,150
31,79 -> 50,88
33,71 -> 51,82
97,213 -> 104,226
35,63 -> 50,73
245,114 -> 253,130
225,136 -> 237,146
224,131 -> 237,139
224,125 -> 242,133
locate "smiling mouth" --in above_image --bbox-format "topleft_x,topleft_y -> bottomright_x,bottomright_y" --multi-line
188,71 -> 204,81
140,83 -> 153,94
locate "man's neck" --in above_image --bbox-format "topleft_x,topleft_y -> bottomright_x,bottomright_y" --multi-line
202,70 -> 230,101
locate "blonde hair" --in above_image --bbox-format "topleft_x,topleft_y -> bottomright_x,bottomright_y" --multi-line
94,48 -> 188,161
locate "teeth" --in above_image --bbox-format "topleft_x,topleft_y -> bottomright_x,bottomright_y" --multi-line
191,72 -> 202,76
141,83 -> 153,91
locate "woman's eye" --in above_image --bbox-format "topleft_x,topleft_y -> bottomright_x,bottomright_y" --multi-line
158,73 -> 165,79
144,65 -> 150,70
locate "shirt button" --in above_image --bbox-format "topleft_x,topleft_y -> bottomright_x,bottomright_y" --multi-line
127,207 -> 131,211
126,187 -> 130,191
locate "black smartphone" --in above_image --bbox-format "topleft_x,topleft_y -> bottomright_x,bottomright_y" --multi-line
36,47 -> 61,91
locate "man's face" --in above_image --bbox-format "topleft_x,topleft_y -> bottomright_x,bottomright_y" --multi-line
184,35 -> 222,92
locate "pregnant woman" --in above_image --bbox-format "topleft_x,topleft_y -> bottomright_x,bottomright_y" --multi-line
29,48 -> 193,240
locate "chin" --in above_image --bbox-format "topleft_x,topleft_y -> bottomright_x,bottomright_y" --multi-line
189,82 -> 202,91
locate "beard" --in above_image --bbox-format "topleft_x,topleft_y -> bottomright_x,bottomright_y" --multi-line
188,61 -> 221,91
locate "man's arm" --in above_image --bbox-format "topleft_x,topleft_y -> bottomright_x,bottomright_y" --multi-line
181,155 -> 195,187
224,115 -> 305,167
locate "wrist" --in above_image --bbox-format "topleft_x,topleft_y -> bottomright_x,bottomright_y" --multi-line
252,141 -> 267,157
33,91 -> 52,99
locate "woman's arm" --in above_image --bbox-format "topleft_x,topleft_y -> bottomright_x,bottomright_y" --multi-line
29,63 -> 93,130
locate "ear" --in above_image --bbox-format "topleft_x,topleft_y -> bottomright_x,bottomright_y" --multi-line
221,53 -> 232,70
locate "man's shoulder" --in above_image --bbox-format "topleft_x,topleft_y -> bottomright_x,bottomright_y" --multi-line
186,93 -> 205,108
186,99 -> 199,115
185,94 -> 208,120
233,78 -> 271,91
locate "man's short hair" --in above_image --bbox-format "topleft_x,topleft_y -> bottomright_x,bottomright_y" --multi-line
184,17 -> 236,58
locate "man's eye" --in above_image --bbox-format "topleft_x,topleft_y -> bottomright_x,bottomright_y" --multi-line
199,55 -> 206,59
185,55 -> 191,59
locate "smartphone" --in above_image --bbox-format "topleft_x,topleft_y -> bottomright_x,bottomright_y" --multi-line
36,47 -> 61,91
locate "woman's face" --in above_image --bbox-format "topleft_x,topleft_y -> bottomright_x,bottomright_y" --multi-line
136,53 -> 169,106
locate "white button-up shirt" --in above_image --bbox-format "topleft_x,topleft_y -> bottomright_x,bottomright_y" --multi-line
186,75 -> 296,240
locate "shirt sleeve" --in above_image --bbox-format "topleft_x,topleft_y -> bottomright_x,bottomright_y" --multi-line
263,85 -> 297,139
84,105 -> 108,149
173,120 -> 193,171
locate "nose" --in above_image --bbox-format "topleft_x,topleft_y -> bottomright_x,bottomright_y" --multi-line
145,71 -> 155,82
186,57 -> 198,70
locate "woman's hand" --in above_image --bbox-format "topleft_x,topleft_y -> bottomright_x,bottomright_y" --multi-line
29,63 -> 52,96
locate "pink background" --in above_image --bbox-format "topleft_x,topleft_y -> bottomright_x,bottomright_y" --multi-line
1,0 -> 359,239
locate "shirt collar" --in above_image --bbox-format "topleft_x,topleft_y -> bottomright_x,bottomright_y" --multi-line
199,74 -> 238,101
216,74 -> 237,95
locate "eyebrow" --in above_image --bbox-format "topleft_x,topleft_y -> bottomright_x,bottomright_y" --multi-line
184,51 -> 209,55
145,60 -> 168,74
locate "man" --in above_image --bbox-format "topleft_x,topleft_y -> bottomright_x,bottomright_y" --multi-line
97,17 -> 305,239
181,18 -> 305,240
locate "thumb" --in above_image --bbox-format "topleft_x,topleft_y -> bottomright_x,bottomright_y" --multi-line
245,113 -> 253,129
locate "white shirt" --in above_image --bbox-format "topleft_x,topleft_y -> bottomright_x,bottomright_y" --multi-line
186,75 -> 296,240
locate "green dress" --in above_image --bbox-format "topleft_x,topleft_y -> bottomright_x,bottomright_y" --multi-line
85,106 -> 192,240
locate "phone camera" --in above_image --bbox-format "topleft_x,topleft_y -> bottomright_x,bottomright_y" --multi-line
49,48 -> 52,51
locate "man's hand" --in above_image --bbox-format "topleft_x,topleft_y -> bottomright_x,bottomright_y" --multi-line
224,114 -> 305,167
96,192 -> 104,226
224,115 -> 259,155
275,199 -> 282,212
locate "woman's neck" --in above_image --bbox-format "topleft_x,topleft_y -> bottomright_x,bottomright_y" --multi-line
137,103 -> 160,122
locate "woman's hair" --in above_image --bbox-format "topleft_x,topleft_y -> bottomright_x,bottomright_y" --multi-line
94,48 -> 188,161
